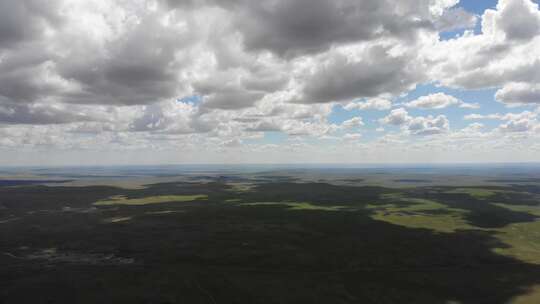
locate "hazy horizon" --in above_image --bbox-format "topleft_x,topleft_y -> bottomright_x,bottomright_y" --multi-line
3,161 -> 540,169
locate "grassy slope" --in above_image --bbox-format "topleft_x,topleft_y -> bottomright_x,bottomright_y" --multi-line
365,192 -> 540,266
93,194 -> 208,206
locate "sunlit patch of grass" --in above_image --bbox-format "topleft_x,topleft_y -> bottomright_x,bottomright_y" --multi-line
145,210 -> 184,215
371,205 -> 475,233
493,203 -> 540,216
370,197 -> 464,213
371,212 -> 474,233
489,203 -> 540,264
370,195 -> 540,264
224,198 -> 243,203
493,221 -> 540,265
242,202 -> 348,211
509,284 -> 540,304
367,197 -> 472,233
93,194 -> 208,206
104,216 -> 132,223
366,193 -> 474,233
227,183 -> 254,192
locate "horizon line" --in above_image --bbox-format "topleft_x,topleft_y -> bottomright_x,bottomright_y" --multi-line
2,161 -> 540,169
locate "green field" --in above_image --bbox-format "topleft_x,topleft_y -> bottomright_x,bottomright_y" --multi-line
242,201 -> 348,211
93,194 -> 208,206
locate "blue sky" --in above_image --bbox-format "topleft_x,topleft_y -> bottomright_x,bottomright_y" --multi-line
461,0 -> 499,13
327,85 -> 509,133
322,0 -> 539,153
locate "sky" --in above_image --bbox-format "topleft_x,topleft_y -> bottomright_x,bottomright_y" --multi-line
0,0 -> 540,166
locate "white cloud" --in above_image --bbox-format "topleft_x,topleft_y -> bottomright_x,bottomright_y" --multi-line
465,110 -> 538,121
293,44 -> 425,104
495,0 -> 540,41
343,133 -> 362,141
498,118 -> 535,132
435,7 -> 478,32
495,82 -> 540,105
343,97 -> 392,111
466,109 -> 540,133
405,92 -> 479,109
222,138 -> 243,148
341,117 -> 364,129
1,0 -> 540,164
426,0 -> 540,91
380,108 -> 450,135
407,115 -> 450,135
464,114 -> 499,120
380,108 -> 411,126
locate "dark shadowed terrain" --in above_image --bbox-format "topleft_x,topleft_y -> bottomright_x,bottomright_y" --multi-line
1,165 -> 540,303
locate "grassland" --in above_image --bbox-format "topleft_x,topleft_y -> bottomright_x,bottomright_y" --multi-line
242,201 -> 348,211
103,216 -> 132,223
494,203 -> 540,216
93,194 -> 208,206
364,192 -> 540,266
366,197 -> 473,233
227,183 -> 255,192
510,285 -> 540,304
493,221 -> 540,264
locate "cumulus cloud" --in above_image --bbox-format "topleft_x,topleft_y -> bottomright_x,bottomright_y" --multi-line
405,93 -> 479,109
465,110 -> 538,121
380,108 -> 450,135
0,98 -> 98,125
495,82 -> 540,105
207,0 -> 451,58
407,115 -> 450,135
280,120 -> 340,137
497,110 -> 539,133
295,45 -> 425,104
380,108 -> 412,126
435,7 -> 478,32
0,0 -> 468,120
341,117 -> 364,129
495,0 -> 540,41
464,113 -> 504,120
0,0 -> 62,49
1,0 -> 539,163
344,98 -> 392,111
222,138 -> 243,148
0,1 -> 193,107
498,118 -> 535,132
427,0 -> 540,91
129,101 -> 203,134
465,109 -> 539,133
